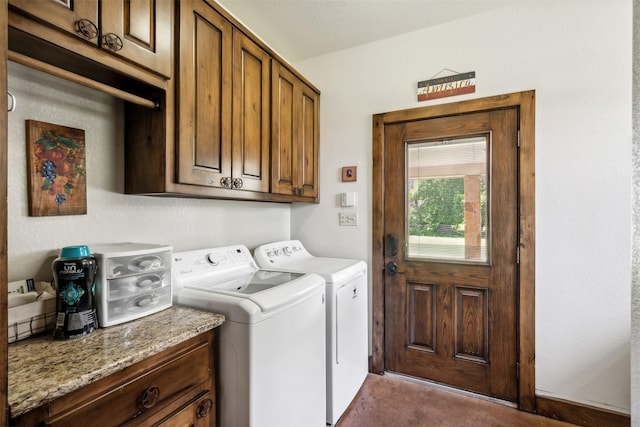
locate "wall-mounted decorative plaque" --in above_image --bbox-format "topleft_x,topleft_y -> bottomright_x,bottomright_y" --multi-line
26,120 -> 87,217
417,71 -> 476,101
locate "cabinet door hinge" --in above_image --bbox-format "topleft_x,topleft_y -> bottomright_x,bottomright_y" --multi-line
517,130 -> 521,148
516,245 -> 520,264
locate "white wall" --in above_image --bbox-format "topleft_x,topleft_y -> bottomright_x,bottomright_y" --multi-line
631,1 -> 639,425
292,0 -> 632,415
7,61 -> 291,282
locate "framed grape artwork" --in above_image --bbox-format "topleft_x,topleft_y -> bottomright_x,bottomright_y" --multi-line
25,120 -> 87,217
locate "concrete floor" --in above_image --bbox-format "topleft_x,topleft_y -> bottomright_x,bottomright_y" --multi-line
337,373 -> 573,427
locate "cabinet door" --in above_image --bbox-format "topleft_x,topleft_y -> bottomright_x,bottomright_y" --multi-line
232,30 -> 271,193
271,61 -> 297,196
298,81 -> 320,199
100,0 -> 172,77
272,61 -> 319,199
177,0 -> 232,188
8,0 -> 98,43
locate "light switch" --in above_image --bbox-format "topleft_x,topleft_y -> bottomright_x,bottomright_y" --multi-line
341,192 -> 356,207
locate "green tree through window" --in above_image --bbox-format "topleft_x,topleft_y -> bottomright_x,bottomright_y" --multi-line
409,177 -> 487,238
409,178 -> 465,236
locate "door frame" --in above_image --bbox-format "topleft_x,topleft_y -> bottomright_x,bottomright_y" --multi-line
371,90 -> 536,412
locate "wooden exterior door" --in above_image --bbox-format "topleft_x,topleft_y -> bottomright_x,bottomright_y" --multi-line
382,108 -> 519,401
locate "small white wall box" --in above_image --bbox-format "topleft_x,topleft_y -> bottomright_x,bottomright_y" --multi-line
91,243 -> 173,327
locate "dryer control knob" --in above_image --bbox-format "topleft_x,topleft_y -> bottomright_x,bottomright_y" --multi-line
283,246 -> 292,255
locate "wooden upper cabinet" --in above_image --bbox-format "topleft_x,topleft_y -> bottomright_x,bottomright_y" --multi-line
177,0 -> 270,193
8,0 -> 97,39
232,30 -> 271,193
101,0 -> 172,78
177,0 -> 232,188
272,61 -> 319,201
8,0 -> 172,78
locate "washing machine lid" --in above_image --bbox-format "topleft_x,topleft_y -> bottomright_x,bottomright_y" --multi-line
173,245 -> 327,314
183,269 -> 318,312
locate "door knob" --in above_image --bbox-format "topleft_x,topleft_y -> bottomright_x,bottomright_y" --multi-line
386,261 -> 399,276
385,261 -> 405,276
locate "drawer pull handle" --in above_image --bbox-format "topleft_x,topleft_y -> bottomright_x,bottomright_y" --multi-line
75,19 -> 98,39
138,385 -> 161,409
197,399 -> 213,418
103,33 -> 124,51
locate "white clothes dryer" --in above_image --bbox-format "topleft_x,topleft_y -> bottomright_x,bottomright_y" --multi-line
172,245 -> 326,427
253,240 -> 368,426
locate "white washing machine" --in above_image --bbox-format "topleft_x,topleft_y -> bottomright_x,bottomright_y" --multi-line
172,245 -> 326,427
253,240 -> 368,426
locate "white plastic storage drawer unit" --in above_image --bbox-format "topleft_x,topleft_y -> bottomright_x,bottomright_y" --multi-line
91,243 -> 173,327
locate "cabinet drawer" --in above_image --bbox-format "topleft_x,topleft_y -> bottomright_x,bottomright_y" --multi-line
46,338 -> 212,426
107,271 -> 170,302
102,250 -> 171,279
156,390 -> 214,427
102,285 -> 172,327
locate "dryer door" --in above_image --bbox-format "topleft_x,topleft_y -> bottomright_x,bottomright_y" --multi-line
333,271 -> 369,423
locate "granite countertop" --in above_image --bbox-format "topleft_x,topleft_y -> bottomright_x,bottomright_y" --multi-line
8,306 -> 225,419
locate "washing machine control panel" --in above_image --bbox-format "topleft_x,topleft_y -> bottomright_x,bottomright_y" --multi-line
253,240 -> 309,266
173,245 -> 257,283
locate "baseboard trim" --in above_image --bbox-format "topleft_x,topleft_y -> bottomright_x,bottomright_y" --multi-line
535,395 -> 630,427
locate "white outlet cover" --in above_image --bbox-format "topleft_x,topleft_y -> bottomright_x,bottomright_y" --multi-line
338,212 -> 358,226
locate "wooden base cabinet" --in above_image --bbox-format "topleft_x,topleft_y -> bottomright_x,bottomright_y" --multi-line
11,332 -> 216,427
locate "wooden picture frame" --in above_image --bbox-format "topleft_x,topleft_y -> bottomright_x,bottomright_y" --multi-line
26,120 -> 87,216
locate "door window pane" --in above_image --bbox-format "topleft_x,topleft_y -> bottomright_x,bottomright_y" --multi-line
406,136 -> 488,262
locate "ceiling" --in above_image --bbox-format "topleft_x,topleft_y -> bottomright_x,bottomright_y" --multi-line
216,0 -> 522,62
